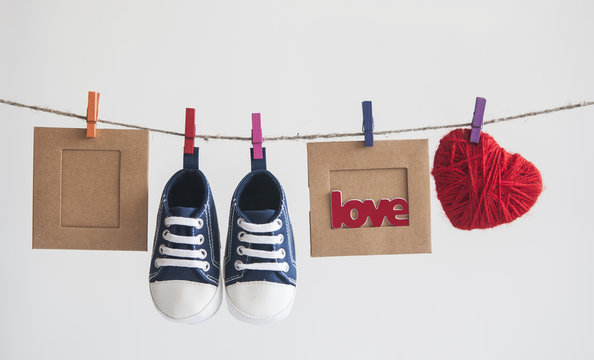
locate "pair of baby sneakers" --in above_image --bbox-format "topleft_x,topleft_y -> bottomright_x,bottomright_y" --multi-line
149,146 -> 297,324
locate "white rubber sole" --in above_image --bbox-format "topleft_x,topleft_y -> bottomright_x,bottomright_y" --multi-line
226,288 -> 296,325
153,282 -> 223,325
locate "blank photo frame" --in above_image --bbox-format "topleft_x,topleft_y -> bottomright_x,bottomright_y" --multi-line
33,127 -> 149,250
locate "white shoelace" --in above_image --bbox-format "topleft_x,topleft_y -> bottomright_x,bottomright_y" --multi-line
234,217 -> 289,272
154,216 -> 210,271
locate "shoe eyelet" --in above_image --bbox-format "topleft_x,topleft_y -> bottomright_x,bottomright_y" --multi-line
237,218 -> 245,227
236,246 -> 244,256
203,263 -> 210,271
282,262 -> 289,272
234,260 -> 243,271
197,218 -> 204,229
162,229 -> 170,239
237,231 -> 246,241
277,234 -> 284,244
275,219 -> 283,227
154,259 -> 160,268
279,248 -> 286,258
199,249 -> 207,258
158,245 -> 165,255
197,234 -> 205,245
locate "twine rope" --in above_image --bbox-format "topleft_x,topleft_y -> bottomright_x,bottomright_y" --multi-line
1,98 -> 593,142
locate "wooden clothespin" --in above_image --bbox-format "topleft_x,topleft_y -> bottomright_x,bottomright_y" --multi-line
183,108 -> 199,169
250,113 -> 266,170
251,113 -> 263,159
470,97 -> 486,144
86,91 -> 100,138
184,108 -> 196,154
362,101 -> 374,147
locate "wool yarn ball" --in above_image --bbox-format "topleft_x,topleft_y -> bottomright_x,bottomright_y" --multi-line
432,129 -> 543,230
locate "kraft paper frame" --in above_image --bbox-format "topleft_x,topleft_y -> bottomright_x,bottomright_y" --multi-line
33,127 -> 149,251
307,139 -> 431,257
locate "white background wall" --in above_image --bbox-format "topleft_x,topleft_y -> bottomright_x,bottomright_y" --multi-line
1,1 -> 593,359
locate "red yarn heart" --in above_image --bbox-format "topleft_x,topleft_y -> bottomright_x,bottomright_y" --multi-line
432,129 -> 543,230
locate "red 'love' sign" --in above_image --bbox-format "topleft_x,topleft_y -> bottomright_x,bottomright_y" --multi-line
331,190 -> 409,228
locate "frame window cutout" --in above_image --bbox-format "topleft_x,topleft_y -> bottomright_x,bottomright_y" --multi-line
60,149 -> 121,228
329,168 -> 409,229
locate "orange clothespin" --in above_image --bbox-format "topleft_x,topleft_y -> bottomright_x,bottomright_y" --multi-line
86,91 -> 100,138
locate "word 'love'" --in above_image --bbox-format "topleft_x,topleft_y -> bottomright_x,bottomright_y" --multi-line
331,190 -> 409,229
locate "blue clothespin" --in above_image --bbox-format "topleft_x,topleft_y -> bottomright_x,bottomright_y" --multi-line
362,101 -> 373,147
470,97 -> 486,144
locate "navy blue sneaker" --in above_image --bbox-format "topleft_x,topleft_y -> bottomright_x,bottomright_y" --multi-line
149,147 -> 222,323
224,149 -> 297,324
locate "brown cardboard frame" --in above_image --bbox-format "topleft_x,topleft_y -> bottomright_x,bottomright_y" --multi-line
33,127 -> 149,250
307,140 -> 431,257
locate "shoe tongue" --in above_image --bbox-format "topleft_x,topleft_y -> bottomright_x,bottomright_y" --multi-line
170,206 -> 200,218
243,209 -> 276,224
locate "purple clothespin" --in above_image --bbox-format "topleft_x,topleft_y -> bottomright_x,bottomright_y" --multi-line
362,101 -> 374,147
470,97 -> 486,144
251,113 -> 263,159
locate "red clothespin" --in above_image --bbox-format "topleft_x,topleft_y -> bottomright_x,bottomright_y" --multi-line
251,113 -> 263,159
185,108 -> 196,154
86,91 -> 100,138
470,97 -> 486,144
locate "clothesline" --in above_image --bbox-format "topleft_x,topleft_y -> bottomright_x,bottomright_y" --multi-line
1,98 -> 593,141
